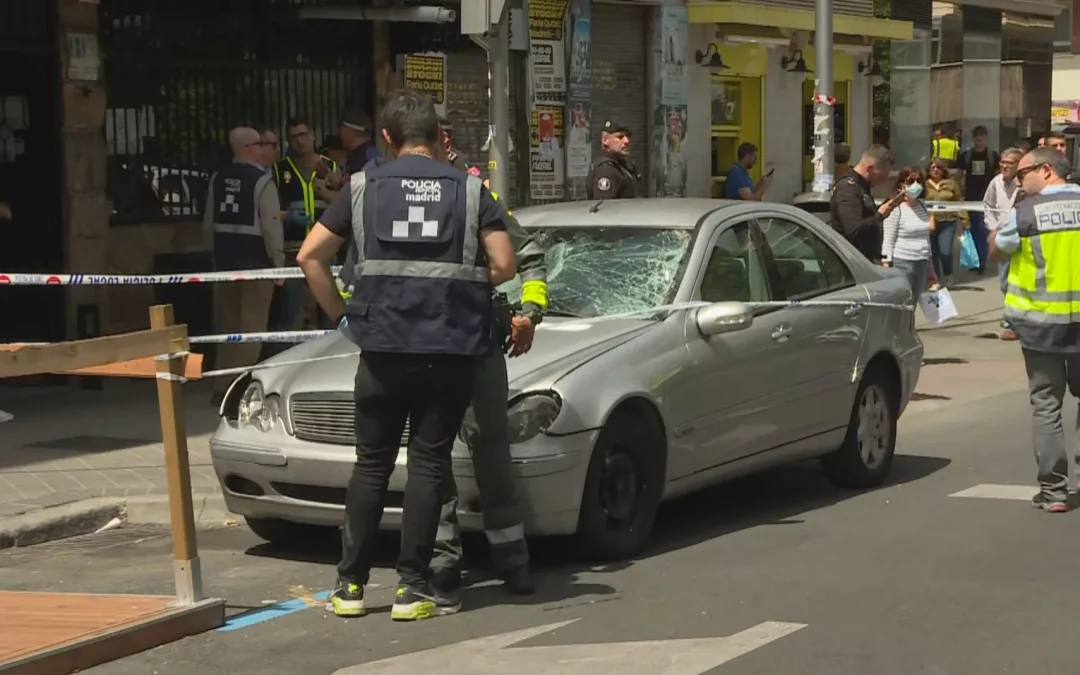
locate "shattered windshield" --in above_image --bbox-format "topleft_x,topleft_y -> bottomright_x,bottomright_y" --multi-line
499,227 -> 693,318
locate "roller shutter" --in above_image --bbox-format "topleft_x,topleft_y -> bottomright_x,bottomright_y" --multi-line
589,3 -> 649,179
444,45 -> 521,205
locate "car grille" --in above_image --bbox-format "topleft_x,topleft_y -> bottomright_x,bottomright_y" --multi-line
290,393 -> 410,447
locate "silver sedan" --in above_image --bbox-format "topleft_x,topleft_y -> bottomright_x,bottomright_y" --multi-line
209,198 -> 923,560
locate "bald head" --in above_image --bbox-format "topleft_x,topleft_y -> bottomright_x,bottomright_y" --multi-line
228,127 -> 262,164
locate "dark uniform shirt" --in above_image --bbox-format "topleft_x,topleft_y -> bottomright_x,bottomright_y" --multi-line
829,171 -> 883,263
345,143 -> 379,176
586,151 -> 640,200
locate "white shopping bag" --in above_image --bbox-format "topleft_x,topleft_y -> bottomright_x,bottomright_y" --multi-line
918,288 -> 959,325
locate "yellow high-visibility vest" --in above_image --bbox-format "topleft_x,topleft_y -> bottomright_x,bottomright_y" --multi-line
1003,189 -> 1080,350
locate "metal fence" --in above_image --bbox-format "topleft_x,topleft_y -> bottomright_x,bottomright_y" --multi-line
100,0 -> 372,226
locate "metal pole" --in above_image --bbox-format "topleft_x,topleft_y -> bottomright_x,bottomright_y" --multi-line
488,7 -> 511,199
811,0 -> 834,193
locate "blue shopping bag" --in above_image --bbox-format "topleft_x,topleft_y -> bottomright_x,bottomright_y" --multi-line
959,229 -> 980,271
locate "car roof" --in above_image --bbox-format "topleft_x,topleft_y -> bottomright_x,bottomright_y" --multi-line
511,198 -> 736,229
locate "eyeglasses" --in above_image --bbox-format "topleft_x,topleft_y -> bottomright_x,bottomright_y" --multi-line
1016,164 -> 1047,181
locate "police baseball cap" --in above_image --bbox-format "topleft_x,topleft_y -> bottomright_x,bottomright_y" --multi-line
341,108 -> 372,133
602,120 -> 632,136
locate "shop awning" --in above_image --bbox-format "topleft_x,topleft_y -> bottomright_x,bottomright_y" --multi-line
686,1 -> 914,41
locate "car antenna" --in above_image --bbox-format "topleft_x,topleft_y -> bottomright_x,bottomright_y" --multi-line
589,200 -> 604,213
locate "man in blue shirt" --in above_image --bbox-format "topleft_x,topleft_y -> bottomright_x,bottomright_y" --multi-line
724,142 -> 772,201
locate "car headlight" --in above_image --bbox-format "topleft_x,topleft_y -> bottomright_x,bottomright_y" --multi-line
237,382 -> 281,432
506,393 -> 561,444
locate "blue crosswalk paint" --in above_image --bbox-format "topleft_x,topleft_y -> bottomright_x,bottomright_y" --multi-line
217,590 -> 331,632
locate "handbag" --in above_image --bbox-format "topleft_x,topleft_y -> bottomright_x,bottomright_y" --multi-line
959,229 -> 980,270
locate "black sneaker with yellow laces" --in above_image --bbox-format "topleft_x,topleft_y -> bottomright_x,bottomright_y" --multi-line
390,584 -> 461,621
328,580 -> 365,617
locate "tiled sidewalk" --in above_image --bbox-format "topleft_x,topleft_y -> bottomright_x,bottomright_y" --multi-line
0,380 -> 223,518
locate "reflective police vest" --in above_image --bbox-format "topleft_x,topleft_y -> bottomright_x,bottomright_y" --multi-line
273,155 -> 339,249
345,155 -> 492,356
932,137 -> 959,162
211,162 -> 273,272
1003,188 -> 1080,352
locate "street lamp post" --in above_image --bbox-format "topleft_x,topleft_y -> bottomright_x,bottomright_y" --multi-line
811,0 -> 835,193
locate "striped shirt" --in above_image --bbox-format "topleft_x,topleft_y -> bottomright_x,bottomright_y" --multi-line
881,200 -> 932,263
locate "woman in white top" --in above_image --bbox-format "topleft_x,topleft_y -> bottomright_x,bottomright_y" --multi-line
880,165 -> 932,303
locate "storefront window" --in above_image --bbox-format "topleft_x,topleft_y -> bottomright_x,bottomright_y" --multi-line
889,29 -> 932,169
709,75 -> 761,197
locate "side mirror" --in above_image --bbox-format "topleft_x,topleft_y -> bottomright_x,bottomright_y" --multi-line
696,301 -> 754,337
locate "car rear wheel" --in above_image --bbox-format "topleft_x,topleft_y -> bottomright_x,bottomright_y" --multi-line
244,516 -> 330,545
821,366 -> 897,489
575,409 -> 666,561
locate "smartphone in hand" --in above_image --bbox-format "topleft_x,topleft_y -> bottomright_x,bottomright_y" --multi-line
766,168 -> 775,177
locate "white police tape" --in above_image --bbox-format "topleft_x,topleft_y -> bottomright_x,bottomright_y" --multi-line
0,200 -> 1010,287
0,297 -> 920,358
0,266 -> 343,287
195,298 -> 916,379
189,330 -> 333,345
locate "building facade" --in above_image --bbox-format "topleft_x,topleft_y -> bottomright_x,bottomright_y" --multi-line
0,0 -> 1064,346
1051,0 -> 1080,118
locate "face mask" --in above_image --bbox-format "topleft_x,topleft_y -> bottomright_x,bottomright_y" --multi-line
905,182 -> 923,199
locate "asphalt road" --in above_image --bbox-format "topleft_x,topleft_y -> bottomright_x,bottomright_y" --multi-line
4,359 -> 1078,674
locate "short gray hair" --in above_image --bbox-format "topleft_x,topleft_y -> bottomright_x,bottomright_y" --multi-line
1001,147 -> 1023,160
859,144 -> 894,169
1026,147 -> 1071,178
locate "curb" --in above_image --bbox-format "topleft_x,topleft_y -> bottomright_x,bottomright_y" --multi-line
0,493 -> 230,551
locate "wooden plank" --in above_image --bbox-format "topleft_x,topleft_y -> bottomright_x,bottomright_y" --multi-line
0,594 -> 224,675
0,326 -> 189,380
149,305 -> 203,604
61,353 -> 204,380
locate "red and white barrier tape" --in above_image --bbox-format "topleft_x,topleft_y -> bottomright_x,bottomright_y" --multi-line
0,266 -> 342,287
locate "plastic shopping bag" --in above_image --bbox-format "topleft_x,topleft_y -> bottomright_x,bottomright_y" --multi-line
919,288 -> 959,325
959,229 -> 980,271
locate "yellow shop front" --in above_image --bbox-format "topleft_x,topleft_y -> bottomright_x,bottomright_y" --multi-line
683,2 -> 912,201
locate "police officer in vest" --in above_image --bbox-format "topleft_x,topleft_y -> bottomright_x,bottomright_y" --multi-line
990,147 -> 1080,513
204,127 -> 285,405
429,152 -> 548,598
587,120 -> 641,200
272,117 -> 341,331
296,89 -> 518,621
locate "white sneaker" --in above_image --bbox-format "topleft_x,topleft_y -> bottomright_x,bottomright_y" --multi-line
0,410 -> 13,423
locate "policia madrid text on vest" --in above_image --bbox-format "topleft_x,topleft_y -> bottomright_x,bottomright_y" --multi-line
296,147 -> 517,621
997,176 -> 1080,508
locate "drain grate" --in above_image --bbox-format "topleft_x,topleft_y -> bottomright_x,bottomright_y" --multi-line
24,435 -> 157,452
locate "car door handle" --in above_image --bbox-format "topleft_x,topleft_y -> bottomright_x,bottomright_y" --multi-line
771,325 -> 792,341
844,305 -> 862,317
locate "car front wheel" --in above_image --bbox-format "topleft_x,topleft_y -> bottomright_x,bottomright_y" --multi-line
821,366 -> 898,489
575,408 -> 666,561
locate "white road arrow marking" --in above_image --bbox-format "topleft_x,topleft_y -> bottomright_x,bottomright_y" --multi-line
332,618 -> 807,674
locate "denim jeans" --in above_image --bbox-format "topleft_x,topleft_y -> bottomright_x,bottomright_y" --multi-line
968,212 -> 989,272
930,220 -> 957,280
892,258 -> 930,305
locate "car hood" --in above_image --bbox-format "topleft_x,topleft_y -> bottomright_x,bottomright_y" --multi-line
253,318 -> 658,396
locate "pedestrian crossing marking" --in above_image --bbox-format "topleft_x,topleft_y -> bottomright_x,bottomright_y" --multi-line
949,484 -> 1036,501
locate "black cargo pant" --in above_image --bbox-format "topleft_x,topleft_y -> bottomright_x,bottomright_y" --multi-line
337,351 -> 475,588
